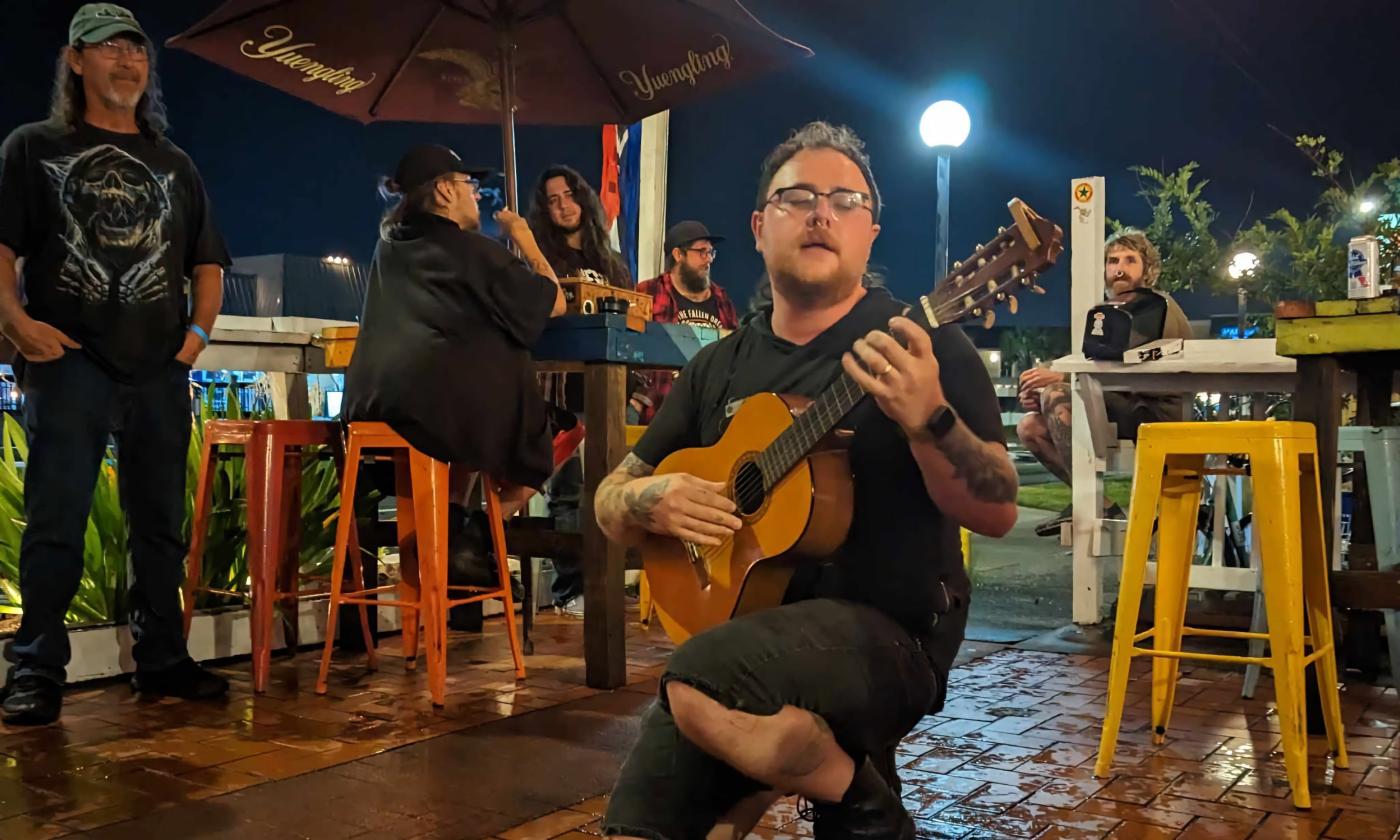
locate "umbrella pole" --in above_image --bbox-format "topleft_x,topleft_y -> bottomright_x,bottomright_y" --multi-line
499,32 -> 519,214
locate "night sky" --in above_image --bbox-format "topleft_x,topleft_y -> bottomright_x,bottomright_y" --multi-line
4,1 -> 1398,328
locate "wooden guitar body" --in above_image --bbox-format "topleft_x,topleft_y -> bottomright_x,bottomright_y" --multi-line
643,392 -> 853,643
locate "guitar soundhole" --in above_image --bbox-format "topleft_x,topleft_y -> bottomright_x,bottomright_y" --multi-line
733,461 -> 766,516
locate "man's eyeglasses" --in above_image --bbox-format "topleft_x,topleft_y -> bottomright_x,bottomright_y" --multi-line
451,176 -> 481,197
766,187 -> 873,218
83,39 -> 149,61
685,247 -> 718,261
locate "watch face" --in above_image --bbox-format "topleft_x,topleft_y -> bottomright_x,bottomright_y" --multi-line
929,405 -> 956,437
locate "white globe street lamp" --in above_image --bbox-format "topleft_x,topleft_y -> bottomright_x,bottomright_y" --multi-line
920,100 -> 971,283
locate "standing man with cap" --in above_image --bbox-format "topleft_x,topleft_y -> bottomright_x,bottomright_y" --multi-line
632,220 -> 739,423
343,144 -> 565,587
0,4 -> 231,725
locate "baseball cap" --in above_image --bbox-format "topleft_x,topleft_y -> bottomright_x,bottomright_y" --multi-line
69,3 -> 148,46
664,220 -> 725,254
391,144 -> 494,194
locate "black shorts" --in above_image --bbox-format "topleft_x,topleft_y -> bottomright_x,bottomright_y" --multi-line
1103,392 -> 1179,441
602,598 -> 964,840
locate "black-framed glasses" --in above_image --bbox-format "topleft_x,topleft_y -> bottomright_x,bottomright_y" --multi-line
767,186 -> 873,218
83,39 -> 149,60
685,247 -> 718,260
450,175 -> 481,197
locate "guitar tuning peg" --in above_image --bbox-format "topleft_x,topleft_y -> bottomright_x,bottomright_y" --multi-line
975,243 -> 985,251
977,258 -> 988,268
1008,295 -> 1019,314
1010,265 -> 1022,278
986,279 -> 997,292
952,260 -> 962,271
983,310 -> 996,329
1029,284 -> 1046,295
997,226 -> 1007,235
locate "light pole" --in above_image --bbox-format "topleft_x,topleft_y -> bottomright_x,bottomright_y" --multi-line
920,100 -> 970,282
1227,250 -> 1259,338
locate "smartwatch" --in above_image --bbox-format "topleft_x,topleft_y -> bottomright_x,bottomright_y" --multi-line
925,404 -> 958,440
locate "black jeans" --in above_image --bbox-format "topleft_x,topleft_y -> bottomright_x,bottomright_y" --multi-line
5,351 -> 193,684
603,598 -> 962,840
544,442 -> 583,605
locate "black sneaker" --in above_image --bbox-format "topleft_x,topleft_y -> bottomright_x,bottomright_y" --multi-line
448,507 -> 524,600
2,670 -> 63,726
131,658 -> 229,700
812,756 -> 915,839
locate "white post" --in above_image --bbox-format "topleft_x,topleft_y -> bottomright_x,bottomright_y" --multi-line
1070,177 -> 1106,625
635,111 -> 670,283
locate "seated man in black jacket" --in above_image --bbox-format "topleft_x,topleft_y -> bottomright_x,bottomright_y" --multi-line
343,144 -> 565,583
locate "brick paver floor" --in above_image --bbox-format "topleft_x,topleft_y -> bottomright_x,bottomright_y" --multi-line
1,613 -> 1395,839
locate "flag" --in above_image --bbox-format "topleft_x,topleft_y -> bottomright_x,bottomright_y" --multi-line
602,121 -> 642,285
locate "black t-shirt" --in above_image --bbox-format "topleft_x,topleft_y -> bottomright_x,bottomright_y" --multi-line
632,286 -> 1006,637
547,243 -> 632,287
343,212 -> 559,489
673,294 -> 724,329
0,120 -> 230,382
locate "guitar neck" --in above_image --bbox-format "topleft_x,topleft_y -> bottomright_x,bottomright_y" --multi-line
758,370 -> 866,485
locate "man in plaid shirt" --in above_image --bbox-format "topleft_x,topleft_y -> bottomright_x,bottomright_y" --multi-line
632,220 -> 739,423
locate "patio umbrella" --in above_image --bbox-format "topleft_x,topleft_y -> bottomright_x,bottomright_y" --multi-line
167,0 -> 812,209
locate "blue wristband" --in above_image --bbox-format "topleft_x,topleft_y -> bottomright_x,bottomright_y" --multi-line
189,324 -> 210,346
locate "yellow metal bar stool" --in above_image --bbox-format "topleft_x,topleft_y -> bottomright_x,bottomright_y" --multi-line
1093,421 -> 1347,809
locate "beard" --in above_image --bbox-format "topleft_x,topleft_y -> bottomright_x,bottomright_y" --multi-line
675,262 -> 710,295
99,76 -> 145,110
768,265 -> 860,309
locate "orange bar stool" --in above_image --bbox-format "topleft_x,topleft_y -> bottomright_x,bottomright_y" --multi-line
183,419 -> 373,692
316,422 -> 525,706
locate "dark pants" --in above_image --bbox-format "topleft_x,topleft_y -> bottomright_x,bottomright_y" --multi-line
603,598 -> 959,840
6,351 -> 193,684
544,440 -> 583,605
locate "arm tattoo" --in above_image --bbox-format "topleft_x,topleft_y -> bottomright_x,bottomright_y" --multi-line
596,453 -> 657,533
620,478 -> 669,529
933,420 -> 1019,504
1040,383 -> 1073,467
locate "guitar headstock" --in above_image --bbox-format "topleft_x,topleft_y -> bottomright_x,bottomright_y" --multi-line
915,198 -> 1064,330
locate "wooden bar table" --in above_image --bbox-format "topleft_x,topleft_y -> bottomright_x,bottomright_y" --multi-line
1276,297 -> 1400,634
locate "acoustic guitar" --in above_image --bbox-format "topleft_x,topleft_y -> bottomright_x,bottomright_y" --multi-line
641,198 -> 1064,644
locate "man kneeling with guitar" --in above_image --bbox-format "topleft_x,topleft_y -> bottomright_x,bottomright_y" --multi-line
594,121 -> 1039,839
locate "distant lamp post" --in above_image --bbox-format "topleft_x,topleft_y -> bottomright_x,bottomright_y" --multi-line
1359,197 -> 1379,215
920,100 -> 971,282
1227,251 -> 1259,338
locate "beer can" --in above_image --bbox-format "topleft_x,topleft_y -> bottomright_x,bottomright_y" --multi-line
1347,235 -> 1381,299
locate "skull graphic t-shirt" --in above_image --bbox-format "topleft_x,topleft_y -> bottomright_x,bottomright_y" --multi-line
0,120 -> 229,382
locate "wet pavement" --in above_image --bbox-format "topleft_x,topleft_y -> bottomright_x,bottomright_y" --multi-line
0,608 -> 1395,838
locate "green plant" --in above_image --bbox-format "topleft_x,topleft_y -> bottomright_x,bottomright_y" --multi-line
1234,209 -> 1347,300
0,378 -> 348,626
1109,163 -> 1223,294
1228,135 -> 1400,302
999,327 -> 1070,376
0,413 -> 129,625
183,385 -> 344,611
